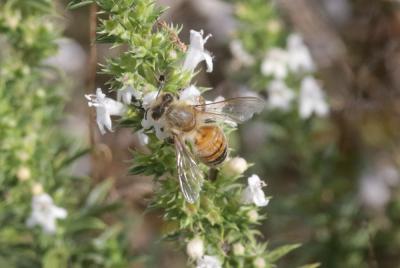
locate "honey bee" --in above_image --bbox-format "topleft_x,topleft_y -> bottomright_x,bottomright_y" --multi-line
145,92 -> 265,203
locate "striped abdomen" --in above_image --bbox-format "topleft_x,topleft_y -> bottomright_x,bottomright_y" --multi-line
193,125 -> 227,166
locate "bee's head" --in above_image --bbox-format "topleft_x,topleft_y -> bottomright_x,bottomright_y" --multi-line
150,92 -> 175,120
160,92 -> 174,104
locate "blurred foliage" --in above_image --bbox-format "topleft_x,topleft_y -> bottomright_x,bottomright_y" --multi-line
0,0 -> 132,267
228,0 -> 400,267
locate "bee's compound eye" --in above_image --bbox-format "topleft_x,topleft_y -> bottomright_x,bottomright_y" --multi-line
151,105 -> 163,120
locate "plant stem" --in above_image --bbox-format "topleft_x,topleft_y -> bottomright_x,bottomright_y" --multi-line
88,2 -> 98,180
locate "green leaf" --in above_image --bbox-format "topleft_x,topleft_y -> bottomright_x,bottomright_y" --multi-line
66,217 -> 107,234
129,165 -> 148,175
43,247 -> 69,268
299,264 -> 321,268
67,0 -> 94,9
265,244 -> 301,262
84,179 -> 113,208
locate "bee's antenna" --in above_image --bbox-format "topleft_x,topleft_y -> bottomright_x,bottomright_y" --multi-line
156,74 -> 165,98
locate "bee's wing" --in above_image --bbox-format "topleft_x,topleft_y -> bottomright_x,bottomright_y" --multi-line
174,135 -> 204,203
194,97 -> 265,124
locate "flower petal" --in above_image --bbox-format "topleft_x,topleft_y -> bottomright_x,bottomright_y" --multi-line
180,85 -> 201,104
183,30 -> 213,73
203,51 -> 213,72
52,206 -> 67,219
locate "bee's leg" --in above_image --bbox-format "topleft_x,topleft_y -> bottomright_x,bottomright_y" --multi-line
197,96 -> 206,111
208,168 -> 218,182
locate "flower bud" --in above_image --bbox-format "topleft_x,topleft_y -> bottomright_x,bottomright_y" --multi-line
247,209 -> 259,222
31,183 -> 43,195
223,157 -> 248,176
266,19 -> 282,34
17,151 -> 30,161
17,166 -> 31,181
254,257 -> 266,268
186,237 -> 204,260
233,243 -> 245,256
5,11 -> 21,30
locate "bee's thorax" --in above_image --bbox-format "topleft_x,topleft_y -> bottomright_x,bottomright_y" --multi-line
165,104 -> 196,132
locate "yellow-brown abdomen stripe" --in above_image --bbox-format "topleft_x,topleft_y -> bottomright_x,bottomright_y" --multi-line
194,126 -> 227,166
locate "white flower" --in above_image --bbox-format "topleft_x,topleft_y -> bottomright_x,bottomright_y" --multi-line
187,237 -> 205,260
241,174 -> 269,207
267,80 -> 295,110
136,129 -> 149,146
117,85 -> 142,104
140,92 -> 157,130
299,76 -> 329,119
230,40 -> 255,66
141,115 -> 170,140
222,157 -> 248,176
142,91 -> 158,109
180,85 -> 201,105
359,160 -> 399,210
196,255 -> 222,268
26,193 -> 67,234
286,33 -> 315,73
261,48 -> 289,79
141,91 -> 171,140
360,173 -> 390,211
85,88 -> 126,134
183,30 -> 213,73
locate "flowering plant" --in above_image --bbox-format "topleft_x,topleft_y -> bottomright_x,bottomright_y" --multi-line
70,0 -> 300,266
228,0 -> 400,267
0,0 -> 130,266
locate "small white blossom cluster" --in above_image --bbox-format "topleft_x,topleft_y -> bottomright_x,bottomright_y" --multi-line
183,156 -> 268,267
261,33 -> 315,79
26,191 -> 67,234
186,237 -> 222,268
359,159 -> 400,211
85,30 -> 215,143
260,33 -> 329,119
223,157 -> 270,207
229,40 -> 255,69
241,174 -> 270,207
85,88 -> 127,135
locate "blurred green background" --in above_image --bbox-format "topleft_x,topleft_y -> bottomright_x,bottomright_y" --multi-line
2,0 -> 400,267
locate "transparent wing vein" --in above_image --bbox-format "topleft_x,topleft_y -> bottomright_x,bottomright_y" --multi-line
195,97 -> 265,124
174,135 -> 203,203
